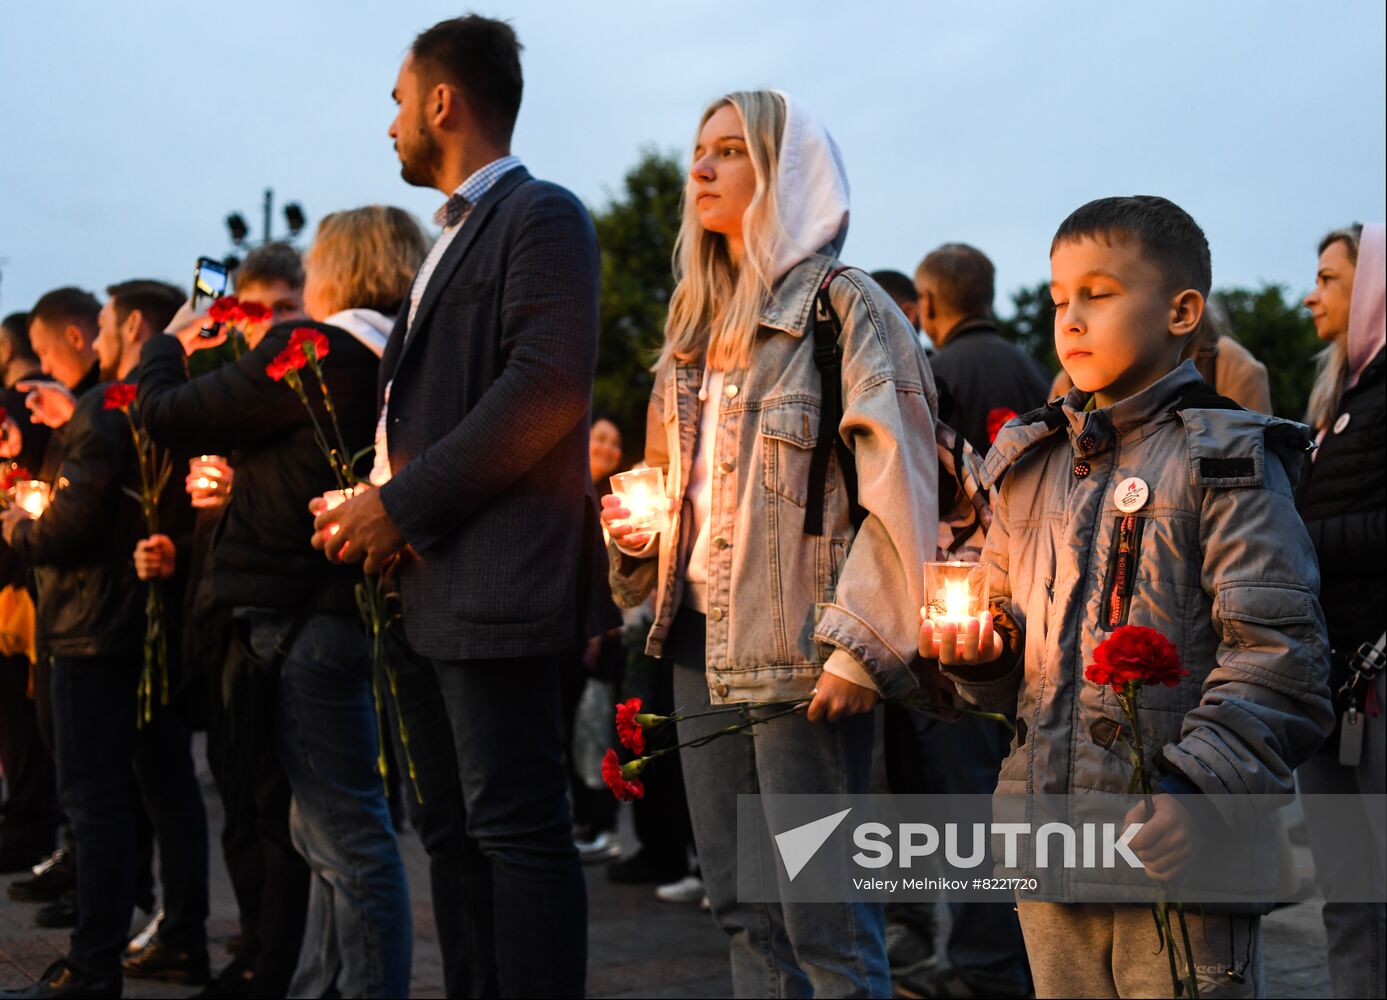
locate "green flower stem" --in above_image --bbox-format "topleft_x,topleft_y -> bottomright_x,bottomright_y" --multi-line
1122,684 -> 1200,998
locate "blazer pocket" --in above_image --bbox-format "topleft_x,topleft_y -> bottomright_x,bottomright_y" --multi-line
439,279 -> 496,305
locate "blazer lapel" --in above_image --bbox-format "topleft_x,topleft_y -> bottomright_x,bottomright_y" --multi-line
395,166 -> 531,370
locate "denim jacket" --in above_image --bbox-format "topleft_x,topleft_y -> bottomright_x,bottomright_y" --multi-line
943,362 -> 1334,806
609,254 -> 939,704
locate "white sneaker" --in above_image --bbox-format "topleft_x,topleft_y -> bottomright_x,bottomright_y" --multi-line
655,875 -> 705,904
125,908 -> 164,956
576,831 -> 623,864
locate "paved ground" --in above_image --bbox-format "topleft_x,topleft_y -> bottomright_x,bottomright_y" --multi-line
1,738 -> 1336,998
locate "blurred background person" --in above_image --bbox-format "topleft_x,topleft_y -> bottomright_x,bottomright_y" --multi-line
915,243 -> 1049,455
1296,221 -> 1386,1000
871,268 -> 932,354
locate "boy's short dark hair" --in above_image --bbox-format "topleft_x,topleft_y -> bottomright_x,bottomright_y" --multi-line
1051,195 -> 1212,297
1,311 -> 35,360
30,287 -> 100,337
915,243 -> 996,318
106,280 -> 186,333
412,15 -> 523,143
234,241 -> 305,292
870,270 -> 918,308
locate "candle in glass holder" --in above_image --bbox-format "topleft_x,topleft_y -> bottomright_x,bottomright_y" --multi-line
610,467 -> 666,534
11,480 -> 51,519
923,560 -> 990,628
189,455 -> 228,491
321,486 -> 360,536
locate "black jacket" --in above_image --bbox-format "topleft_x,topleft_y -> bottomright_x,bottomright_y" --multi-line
377,166 -> 606,660
1297,347 -> 1387,664
137,322 -> 379,615
10,380 -> 154,656
930,318 -> 1051,456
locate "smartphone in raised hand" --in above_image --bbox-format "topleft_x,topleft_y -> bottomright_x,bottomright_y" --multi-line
192,257 -> 229,338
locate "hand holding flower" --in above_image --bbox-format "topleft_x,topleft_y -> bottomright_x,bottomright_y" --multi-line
1122,793 -> 1202,882
134,535 -> 177,581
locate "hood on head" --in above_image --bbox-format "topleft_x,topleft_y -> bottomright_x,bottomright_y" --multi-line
768,91 -> 850,284
1348,222 -> 1385,387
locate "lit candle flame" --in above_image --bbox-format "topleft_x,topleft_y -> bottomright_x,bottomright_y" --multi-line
12,481 -> 50,519
943,578 -> 972,622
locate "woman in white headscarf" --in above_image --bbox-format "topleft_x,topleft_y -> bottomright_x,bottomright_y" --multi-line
603,90 -> 938,997
1296,222 -> 1386,1000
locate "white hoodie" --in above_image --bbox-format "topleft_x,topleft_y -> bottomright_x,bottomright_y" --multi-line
683,93 -> 852,611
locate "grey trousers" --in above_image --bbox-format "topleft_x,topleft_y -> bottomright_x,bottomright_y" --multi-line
669,610 -> 888,998
1016,900 -> 1263,998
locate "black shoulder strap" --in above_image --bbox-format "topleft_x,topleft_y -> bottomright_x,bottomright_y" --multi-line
805,267 -> 863,536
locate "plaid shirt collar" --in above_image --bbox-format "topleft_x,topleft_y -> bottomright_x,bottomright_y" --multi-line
433,155 -> 524,228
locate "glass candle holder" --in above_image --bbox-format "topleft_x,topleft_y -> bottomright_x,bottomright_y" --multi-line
11,480 -> 51,519
321,486 -> 360,536
923,560 -> 991,628
610,467 -> 666,534
189,455 -> 228,491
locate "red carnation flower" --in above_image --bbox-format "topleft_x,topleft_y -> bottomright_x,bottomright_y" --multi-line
265,350 -> 300,382
0,464 -> 32,492
1085,625 -> 1187,692
102,382 -> 138,410
987,407 -> 1018,443
615,698 -> 646,754
288,327 -> 331,364
601,748 -> 645,801
237,301 -> 272,325
207,296 -> 241,324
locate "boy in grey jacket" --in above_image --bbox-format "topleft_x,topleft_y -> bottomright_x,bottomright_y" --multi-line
920,196 -> 1333,997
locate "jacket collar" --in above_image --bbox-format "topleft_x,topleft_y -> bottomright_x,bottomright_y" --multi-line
980,360 -> 1202,488
756,251 -> 838,337
940,316 -> 996,346
1063,359 -> 1201,443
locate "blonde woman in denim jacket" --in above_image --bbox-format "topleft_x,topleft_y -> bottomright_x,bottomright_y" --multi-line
603,90 -> 938,998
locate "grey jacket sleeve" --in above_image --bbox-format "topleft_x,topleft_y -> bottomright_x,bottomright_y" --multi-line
1164,449 -> 1335,799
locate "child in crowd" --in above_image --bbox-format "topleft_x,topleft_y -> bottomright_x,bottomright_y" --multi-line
921,195 -> 1334,997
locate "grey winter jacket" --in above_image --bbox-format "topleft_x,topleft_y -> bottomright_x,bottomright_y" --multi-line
944,362 -> 1334,805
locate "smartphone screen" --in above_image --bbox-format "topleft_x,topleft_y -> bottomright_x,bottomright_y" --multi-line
192,257 -> 229,310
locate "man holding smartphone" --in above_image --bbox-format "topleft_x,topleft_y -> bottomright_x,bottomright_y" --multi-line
312,15 -> 602,997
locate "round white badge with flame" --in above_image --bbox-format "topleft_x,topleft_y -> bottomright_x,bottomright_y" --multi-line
1114,476 -> 1150,513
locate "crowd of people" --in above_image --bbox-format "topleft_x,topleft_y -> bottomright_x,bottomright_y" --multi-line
0,12 -> 1382,1000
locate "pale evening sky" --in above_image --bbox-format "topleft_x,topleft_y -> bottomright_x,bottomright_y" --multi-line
1,1 -> 1383,316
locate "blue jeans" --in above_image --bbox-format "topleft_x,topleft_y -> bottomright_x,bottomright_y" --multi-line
425,647 -> 588,998
248,611 -> 412,998
50,653 -> 208,975
883,702 -> 1031,992
669,610 -> 889,998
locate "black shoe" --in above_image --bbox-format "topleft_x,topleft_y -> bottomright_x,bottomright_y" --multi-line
0,958 -> 121,998
0,845 -> 49,875
191,959 -> 255,999
121,937 -> 210,985
6,849 -> 73,902
897,967 -> 1033,1000
34,891 -> 76,929
606,849 -> 686,885
887,920 -> 939,979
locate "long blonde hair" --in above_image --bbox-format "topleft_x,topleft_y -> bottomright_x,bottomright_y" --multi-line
1305,225 -> 1363,430
658,91 -> 788,374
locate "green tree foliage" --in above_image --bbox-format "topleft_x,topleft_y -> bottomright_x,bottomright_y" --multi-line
996,281 -> 1059,377
997,279 -> 1318,419
590,149 -> 684,461
1213,285 -> 1319,420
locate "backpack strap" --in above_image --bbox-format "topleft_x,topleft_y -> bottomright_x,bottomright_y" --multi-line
804,266 -> 863,536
